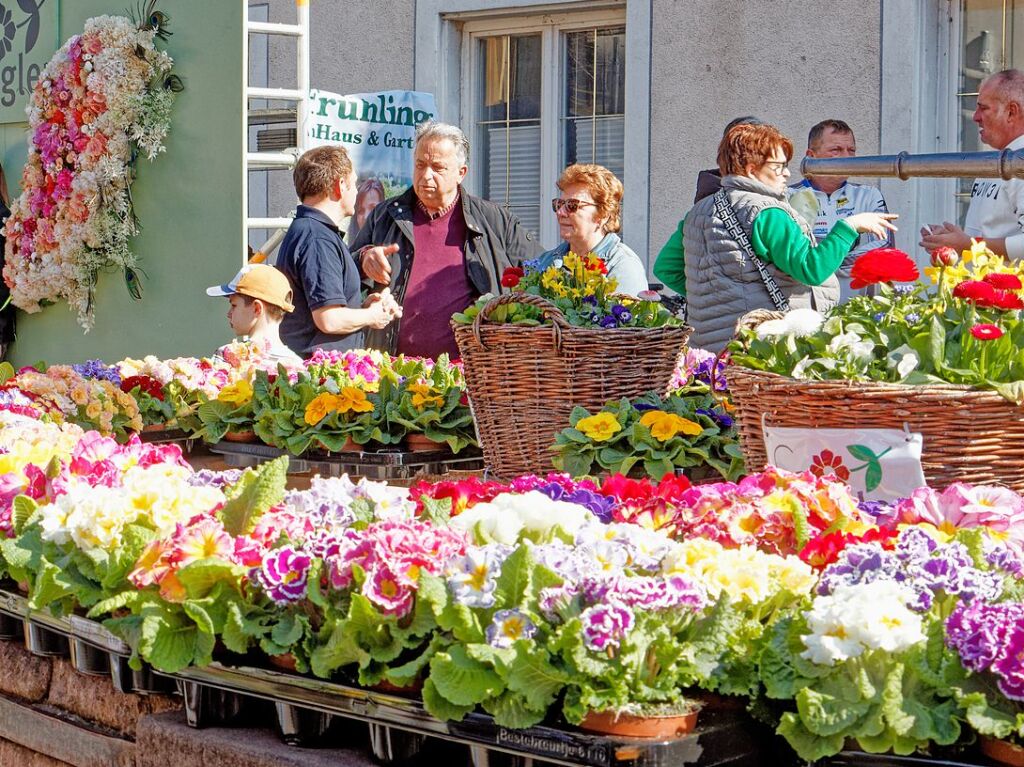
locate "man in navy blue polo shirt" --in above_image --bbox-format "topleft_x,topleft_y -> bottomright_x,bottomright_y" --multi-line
276,146 -> 401,357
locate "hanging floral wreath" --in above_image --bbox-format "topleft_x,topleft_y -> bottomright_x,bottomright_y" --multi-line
2,3 -> 180,330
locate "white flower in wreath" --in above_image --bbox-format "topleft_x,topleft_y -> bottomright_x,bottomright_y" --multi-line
783,308 -> 826,337
754,319 -> 789,340
827,331 -> 874,364
791,356 -> 816,379
886,345 -> 920,379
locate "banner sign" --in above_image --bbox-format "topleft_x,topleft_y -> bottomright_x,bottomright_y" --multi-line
0,0 -> 59,122
307,88 -> 436,235
763,426 -> 926,502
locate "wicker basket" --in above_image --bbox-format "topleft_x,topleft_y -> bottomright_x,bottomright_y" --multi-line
726,366 -> 1024,492
452,293 -> 692,479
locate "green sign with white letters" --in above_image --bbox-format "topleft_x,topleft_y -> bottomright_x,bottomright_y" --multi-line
0,0 -> 58,122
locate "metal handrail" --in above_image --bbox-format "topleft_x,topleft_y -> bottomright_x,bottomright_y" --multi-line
801,148 -> 1024,179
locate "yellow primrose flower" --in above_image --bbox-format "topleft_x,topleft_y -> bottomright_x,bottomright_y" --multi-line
304,392 -> 337,425
639,410 -> 703,441
577,412 -> 623,442
408,382 -> 444,410
335,386 -> 374,414
217,379 -> 254,406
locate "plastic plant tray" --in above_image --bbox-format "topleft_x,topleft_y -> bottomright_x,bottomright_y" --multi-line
0,588 -> 131,656
0,586 -> 763,765
209,440 -> 485,480
173,662 -> 761,767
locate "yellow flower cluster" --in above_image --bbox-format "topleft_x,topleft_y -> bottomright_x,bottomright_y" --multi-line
663,538 -> 815,605
408,382 -> 444,410
217,379 -> 254,407
303,387 -> 374,425
638,410 -> 703,441
540,251 -> 619,300
576,412 -> 622,442
924,239 -> 1024,290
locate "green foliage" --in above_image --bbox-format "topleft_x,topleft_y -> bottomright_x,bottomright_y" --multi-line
551,391 -> 744,481
729,276 -> 1024,403
218,456 -> 288,536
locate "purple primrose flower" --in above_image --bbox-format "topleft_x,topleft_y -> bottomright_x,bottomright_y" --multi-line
255,545 -> 312,605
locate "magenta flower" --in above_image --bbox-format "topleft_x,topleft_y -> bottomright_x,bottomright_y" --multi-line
367,565 -> 415,616
255,546 -> 311,605
581,603 -> 635,652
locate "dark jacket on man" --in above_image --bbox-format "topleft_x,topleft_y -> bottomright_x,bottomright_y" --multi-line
349,186 -> 542,353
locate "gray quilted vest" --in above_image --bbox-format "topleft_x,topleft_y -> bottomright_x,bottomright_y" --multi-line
682,175 -> 839,351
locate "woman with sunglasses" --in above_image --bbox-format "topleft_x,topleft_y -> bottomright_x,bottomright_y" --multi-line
654,123 -> 897,351
532,163 -> 649,297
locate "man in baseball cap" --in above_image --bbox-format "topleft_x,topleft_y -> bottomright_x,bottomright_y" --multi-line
207,263 -> 302,363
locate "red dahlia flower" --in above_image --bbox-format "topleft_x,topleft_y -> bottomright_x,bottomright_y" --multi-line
500,266 -> 525,288
970,323 -> 1004,340
953,280 -> 997,302
849,248 -> 920,290
983,272 -> 1024,291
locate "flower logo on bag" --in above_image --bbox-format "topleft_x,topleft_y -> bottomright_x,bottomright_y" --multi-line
809,449 -> 850,482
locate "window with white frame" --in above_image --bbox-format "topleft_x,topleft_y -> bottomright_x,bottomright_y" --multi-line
954,0 -> 1023,224
461,10 -> 626,246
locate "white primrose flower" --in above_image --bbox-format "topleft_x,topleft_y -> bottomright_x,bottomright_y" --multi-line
449,491 -> 594,545
801,581 -> 924,665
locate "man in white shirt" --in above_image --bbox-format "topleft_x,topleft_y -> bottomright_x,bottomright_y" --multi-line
921,69 -> 1024,258
788,119 -> 893,301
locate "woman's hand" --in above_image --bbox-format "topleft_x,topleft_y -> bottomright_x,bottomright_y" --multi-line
844,212 -> 898,238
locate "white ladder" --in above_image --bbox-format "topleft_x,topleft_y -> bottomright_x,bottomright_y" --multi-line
244,0 -> 311,256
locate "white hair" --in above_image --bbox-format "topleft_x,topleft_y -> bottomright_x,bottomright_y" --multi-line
988,69 -> 1024,111
414,121 -> 470,167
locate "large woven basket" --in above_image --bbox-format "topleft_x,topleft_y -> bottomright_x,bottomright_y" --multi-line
727,365 -> 1024,492
452,293 -> 692,479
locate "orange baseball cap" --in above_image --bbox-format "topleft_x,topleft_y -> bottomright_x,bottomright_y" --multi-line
206,264 -> 295,313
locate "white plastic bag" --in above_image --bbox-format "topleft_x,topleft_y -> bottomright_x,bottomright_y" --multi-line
763,425 -> 926,501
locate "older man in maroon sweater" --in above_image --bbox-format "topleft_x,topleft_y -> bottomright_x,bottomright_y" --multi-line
351,122 -> 542,358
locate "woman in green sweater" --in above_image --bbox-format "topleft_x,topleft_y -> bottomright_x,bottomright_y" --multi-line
653,123 -> 896,350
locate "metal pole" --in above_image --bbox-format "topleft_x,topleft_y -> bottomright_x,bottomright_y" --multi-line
801,148 -> 1024,180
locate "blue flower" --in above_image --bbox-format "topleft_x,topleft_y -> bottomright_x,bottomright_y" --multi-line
599,315 -> 619,328
873,312 -> 886,322
696,407 -> 733,429
611,305 -> 632,323
904,312 -> 921,324
582,295 -> 599,306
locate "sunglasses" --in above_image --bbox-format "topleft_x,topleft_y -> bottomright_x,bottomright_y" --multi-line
551,198 -> 598,213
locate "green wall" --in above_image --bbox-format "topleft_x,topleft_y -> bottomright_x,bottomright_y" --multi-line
4,0 -> 244,366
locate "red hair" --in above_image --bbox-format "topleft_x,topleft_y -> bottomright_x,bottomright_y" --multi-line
717,124 -> 793,176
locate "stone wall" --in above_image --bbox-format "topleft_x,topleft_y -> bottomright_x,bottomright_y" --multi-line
0,637 -> 378,767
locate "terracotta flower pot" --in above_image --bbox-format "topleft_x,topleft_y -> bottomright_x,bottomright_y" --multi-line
267,652 -> 298,673
339,437 -> 362,452
981,736 -> 1024,767
404,433 -> 450,453
223,428 -> 258,443
370,678 -> 423,696
142,422 -> 173,433
578,707 -> 699,739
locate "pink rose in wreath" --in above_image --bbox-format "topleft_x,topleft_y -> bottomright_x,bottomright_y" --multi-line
809,449 -> 850,482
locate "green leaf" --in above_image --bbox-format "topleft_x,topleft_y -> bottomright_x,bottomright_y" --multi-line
777,712 -> 846,761
87,590 -> 142,619
420,495 -> 453,527
11,496 -> 38,535
504,644 -> 567,711
846,444 -> 877,462
492,545 -> 530,609
139,606 -> 201,673
421,678 -> 475,722
864,461 -> 882,492
219,456 -> 288,536
222,601 -> 268,654
481,693 -> 547,729
428,644 -> 505,707
271,612 -> 306,648
176,557 -> 243,599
